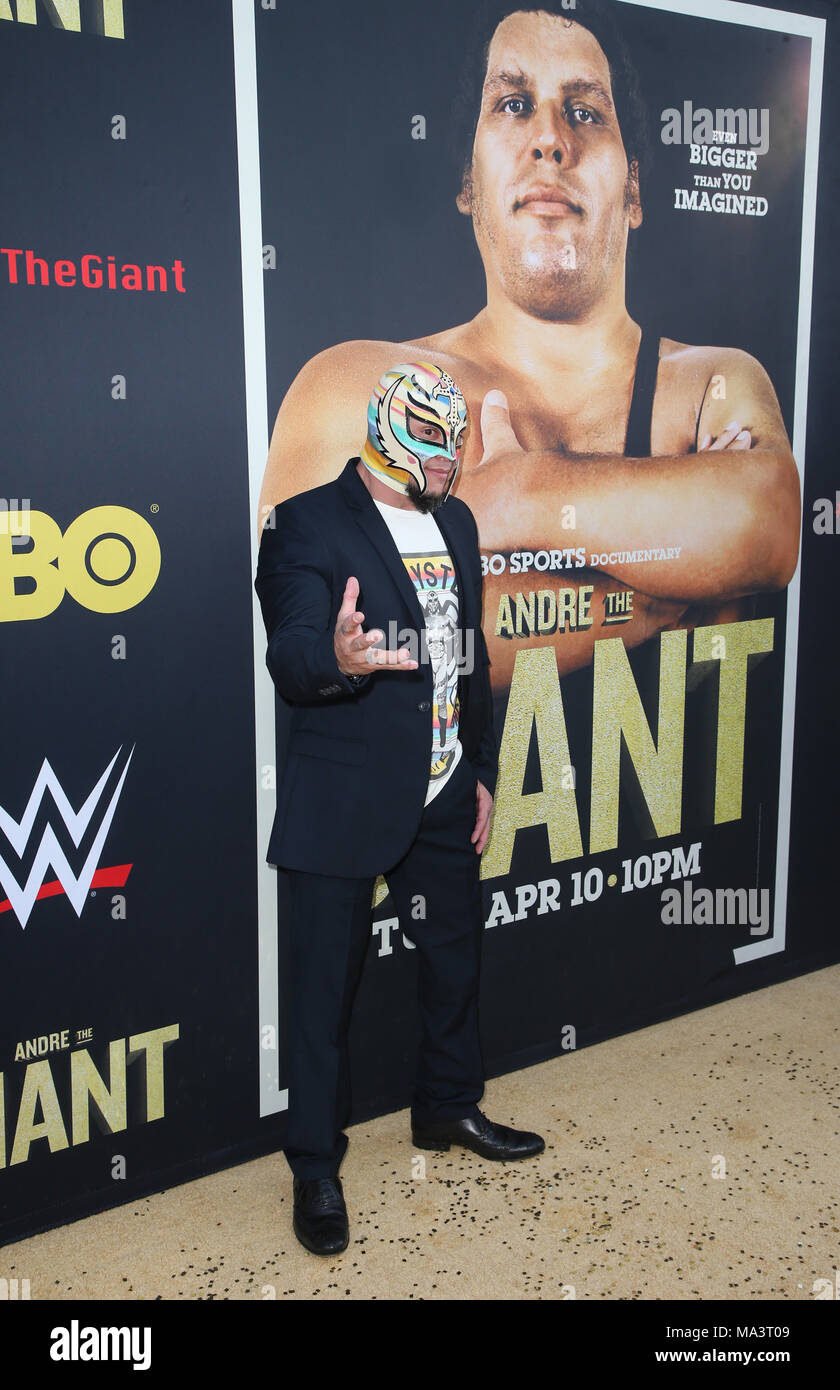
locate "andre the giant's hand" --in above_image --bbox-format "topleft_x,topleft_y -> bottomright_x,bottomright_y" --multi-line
455,389 -> 524,543
477,388 -> 524,466
334,576 -> 419,676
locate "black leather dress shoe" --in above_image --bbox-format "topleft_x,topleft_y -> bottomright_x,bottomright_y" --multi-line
292,1177 -> 349,1255
411,1109 -> 545,1160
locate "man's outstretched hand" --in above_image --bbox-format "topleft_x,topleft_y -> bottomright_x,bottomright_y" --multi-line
334,576 -> 419,676
471,779 -> 494,854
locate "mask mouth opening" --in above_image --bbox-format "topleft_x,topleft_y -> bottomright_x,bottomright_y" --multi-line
441,462 -> 459,500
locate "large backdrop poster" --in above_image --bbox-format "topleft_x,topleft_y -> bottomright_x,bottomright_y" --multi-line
253,0 -> 823,1118
0,0 -> 832,1249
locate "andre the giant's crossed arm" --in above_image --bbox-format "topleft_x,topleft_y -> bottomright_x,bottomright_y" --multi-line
257,339 -> 801,689
462,368 -> 800,601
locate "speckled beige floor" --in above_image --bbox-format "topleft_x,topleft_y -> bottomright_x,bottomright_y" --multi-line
3,966 -> 838,1300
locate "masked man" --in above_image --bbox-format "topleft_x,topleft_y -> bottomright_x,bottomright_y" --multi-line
255,362 -> 545,1258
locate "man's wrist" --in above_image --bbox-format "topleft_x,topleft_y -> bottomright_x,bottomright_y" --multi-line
334,648 -> 358,681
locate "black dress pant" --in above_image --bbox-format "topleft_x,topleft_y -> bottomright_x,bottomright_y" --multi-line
284,749 -> 485,1179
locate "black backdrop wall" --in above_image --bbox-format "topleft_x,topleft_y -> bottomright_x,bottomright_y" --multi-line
0,0 -> 837,1246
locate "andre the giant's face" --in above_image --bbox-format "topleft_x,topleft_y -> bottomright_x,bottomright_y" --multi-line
456,10 -> 642,320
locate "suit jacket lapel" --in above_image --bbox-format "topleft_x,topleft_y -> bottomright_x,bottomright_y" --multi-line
336,459 -> 424,629
353,507 -> 427,632
433,504 -> 474,720
433,505 -> 474,630
338,458 -> 476,683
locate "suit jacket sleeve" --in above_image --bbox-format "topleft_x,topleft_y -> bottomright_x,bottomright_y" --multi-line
466,511 -> 499,800
254,502 -> 373,703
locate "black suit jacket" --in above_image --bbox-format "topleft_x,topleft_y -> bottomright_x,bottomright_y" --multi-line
254,457 -> 499,876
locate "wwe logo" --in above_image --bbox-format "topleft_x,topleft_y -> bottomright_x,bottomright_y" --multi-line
0,747 -> 134,929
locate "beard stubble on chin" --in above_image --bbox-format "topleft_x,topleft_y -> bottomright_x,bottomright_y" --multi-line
406,476 -> 450,514
467,170 -> 636,322
473,200 -> 591,319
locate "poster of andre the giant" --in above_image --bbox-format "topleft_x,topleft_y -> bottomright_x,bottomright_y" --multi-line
248,0 -> 822,1118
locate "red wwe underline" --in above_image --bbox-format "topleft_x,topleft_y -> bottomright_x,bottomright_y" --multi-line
0,863 -> 133,914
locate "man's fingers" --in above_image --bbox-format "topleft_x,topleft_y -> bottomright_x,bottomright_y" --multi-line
367,645 -> 417,668
700,423 -> 753,452
340,609 -> 365,636
380,647 -> 418,668
471,812 -> 489,851
470,804 -> 489,844
471,783 -> 493,851
348,627 -> 381,652
706,421 -> 744,451
727,429 -> 752,451
478,389 -> 521,465
337,575 -> 360,618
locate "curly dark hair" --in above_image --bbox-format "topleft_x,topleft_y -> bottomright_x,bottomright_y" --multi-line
450,0 -> 652,202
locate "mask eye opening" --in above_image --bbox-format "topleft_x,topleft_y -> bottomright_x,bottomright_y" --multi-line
405,406 -> 447,449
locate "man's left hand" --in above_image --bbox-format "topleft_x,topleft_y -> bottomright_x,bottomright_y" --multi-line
471,780 -> 494,854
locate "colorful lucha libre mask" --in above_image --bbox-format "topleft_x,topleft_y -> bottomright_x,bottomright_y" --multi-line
360,362 -> 468,499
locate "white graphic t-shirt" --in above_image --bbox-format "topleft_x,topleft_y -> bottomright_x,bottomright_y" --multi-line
373,498 -> 463,805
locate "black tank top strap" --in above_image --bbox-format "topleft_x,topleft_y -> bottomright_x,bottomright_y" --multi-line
624,325 -> 661,458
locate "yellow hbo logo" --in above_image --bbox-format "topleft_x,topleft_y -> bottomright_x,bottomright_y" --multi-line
0,506 -> 161,620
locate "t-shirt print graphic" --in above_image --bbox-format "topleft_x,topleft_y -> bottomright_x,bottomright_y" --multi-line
402,553 -> 461,791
